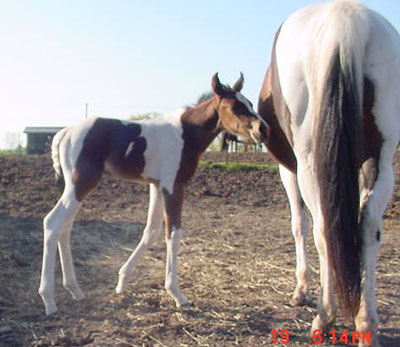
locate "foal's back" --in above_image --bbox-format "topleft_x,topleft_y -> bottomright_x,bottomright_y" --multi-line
57,117 -> 184,197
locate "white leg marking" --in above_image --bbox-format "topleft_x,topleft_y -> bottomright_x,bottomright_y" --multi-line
116,184 -> 164,294
125,142 -> 134,157
356,144 -> 396,347
279,165 -> 312,305
38,190 -> 81,315
165,228 -> 188,307
296,162 -> 336,331
311,219 -> 336,332
58,220 -> 84,301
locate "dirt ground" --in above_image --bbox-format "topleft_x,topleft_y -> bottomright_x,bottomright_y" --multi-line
0,151 -> 399,346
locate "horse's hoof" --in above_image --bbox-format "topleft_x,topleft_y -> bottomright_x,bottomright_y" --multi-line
290,291 -> 314,307
311,315 -> 334,335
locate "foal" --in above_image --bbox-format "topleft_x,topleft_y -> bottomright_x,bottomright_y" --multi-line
39,73 -> 268,315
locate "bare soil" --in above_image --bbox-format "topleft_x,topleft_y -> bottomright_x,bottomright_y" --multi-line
0,151 -> 399,346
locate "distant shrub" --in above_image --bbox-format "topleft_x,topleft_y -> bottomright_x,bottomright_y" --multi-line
0,147 -> 27,156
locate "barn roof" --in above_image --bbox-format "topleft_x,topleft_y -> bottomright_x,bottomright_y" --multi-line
24,126 -> 64,134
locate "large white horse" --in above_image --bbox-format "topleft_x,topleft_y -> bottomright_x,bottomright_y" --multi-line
258,1 -> 400,346
39,73 -> 268,316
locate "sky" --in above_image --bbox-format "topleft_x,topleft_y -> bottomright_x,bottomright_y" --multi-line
1,0 -> 399,148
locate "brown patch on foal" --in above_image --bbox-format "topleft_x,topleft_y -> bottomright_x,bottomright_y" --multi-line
73,118 -> 146,201
161,97 -> 221,239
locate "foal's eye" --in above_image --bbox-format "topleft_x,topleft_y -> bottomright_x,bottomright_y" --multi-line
221,98 -> 235,108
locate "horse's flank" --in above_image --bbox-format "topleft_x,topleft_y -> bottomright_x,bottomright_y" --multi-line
258,0 -> 400,344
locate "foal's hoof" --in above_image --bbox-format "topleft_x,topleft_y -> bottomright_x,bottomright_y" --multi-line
68,287 -> 85,301
175,296 -> 189,308
116,275 -> 128,294
176,299 -> 189,308
44,302 -> 58,316
72,291 -> 85,301
115,284 -> 125,295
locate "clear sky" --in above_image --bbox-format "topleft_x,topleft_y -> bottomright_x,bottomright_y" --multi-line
1,0 -> 399,148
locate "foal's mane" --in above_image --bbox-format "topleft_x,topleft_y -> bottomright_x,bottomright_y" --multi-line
186,82 -> 235,110
195,92 -> 214,105
184,92 -> 214,111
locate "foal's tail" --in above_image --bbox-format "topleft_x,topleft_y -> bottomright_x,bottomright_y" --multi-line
51,127 -> 68,189
313,27 -> 365,318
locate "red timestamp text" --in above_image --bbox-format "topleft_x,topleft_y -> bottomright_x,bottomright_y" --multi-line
269,329 -> 290,344
312,329 -> 372,345
268,329 -> 372,345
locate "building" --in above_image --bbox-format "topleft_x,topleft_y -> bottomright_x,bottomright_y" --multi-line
24,127 -> 64,154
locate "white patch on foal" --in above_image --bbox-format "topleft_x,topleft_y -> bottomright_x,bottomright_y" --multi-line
140,116 -> 184,195
125,142 -> 134,158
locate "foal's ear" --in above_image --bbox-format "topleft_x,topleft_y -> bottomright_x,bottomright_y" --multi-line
212,73 -> 226,97
232,72 -> 244,92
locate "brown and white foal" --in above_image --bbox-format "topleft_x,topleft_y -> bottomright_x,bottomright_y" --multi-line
39,73 -> 268,315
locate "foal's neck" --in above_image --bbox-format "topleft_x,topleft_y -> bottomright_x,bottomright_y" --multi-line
180,96 -> 221,154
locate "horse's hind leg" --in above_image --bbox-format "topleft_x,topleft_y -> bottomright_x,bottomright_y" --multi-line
39,188 -> 81,315
355,143 -> 397,346
296,163 -> 337,332
116,183 -> 164,294
279,165 -> 312,306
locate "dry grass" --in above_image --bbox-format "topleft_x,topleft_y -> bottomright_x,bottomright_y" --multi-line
0,153 -> 399,346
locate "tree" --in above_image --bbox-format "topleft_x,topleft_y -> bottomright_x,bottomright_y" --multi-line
129,112 -> 163,121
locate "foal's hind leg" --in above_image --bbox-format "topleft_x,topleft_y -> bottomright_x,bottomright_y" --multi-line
57,219 -> 84,301
279,165 -> 312,306
39,189 -> 82,315
116,183 -> 164,294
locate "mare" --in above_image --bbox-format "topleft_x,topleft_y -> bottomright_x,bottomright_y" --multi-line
258,1 -> 400,346
39,73 -> 268,315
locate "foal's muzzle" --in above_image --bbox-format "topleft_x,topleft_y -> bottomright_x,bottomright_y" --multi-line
250,120 -> 270,144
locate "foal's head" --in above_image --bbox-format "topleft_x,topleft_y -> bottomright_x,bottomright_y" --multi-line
212,73 -> 269,144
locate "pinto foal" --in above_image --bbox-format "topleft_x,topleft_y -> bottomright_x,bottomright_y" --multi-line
39,73 -> 268,315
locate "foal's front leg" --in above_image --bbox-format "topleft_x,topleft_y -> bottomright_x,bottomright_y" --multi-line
116,183 -> 164,293
162,184 -> 188,307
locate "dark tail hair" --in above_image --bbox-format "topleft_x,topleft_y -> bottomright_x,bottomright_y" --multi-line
314,49 -> 362,319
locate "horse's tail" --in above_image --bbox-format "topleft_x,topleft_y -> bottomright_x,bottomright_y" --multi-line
51,127 -> 68,189
313,18 -> 366,319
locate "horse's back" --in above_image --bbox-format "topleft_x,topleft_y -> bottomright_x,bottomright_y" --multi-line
273,0 -> 400,148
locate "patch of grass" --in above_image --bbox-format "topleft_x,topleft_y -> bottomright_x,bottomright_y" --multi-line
0,147 -> 27,156
199,161 -> 278,171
